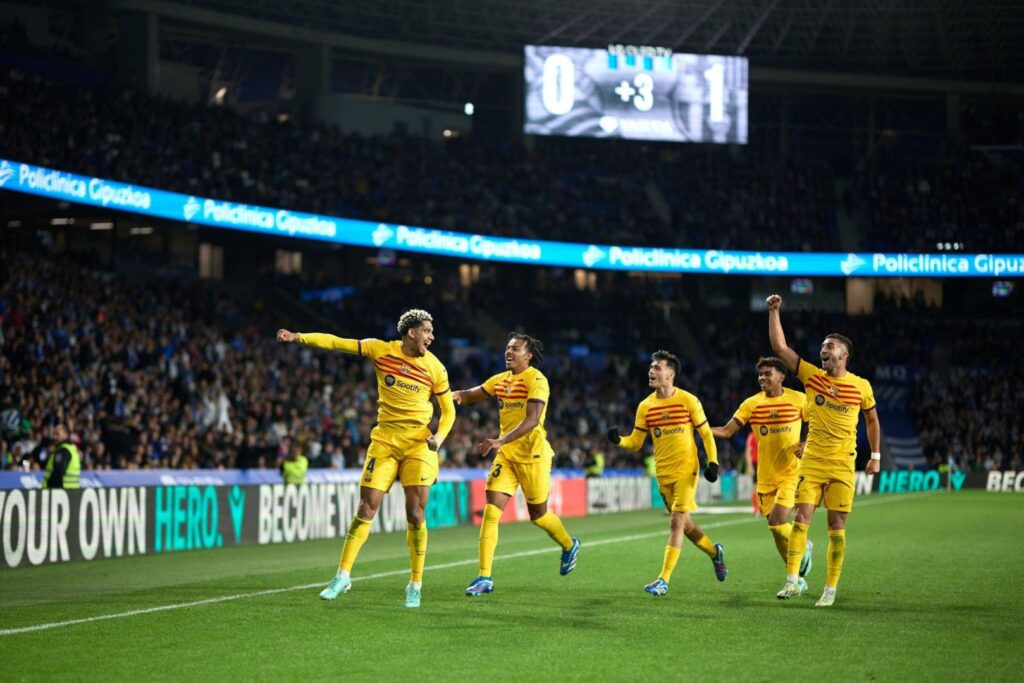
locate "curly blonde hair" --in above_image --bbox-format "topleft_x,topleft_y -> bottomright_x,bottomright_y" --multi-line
397,309 -> 434,336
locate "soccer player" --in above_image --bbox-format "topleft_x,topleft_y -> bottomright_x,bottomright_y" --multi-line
712,357 -> 813,588
606,350 -> 727,596
765,294 -> 881,607
276,309 -> 455,608
454,333 -> 580,596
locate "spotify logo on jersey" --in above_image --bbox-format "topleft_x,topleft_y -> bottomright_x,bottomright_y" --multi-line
384,374 -> 396,386
760,426 -> 769,436
497,398 -> 504,408
815,395 -> 826,406
653,427 -> 662,438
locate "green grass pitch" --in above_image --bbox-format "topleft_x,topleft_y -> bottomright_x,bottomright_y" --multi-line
1,491 -> 1022,681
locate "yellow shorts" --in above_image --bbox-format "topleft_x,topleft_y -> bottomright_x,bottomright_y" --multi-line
794,458 -> 855,512
658,471 -> 699,513
485,452 -> 552,504
756,476 -> 798,517
360,426 -> 438,492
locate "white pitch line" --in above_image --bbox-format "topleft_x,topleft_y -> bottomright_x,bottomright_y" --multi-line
0,492 -> 935,636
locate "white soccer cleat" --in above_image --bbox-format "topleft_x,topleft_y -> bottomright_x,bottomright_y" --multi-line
776,578 -> 806,600
815,589 -> 836,607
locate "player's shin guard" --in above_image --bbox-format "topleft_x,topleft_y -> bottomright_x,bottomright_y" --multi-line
768,523 -> 793,564
826,529 -> 846,588
407,522 -> 428,583
479,504 -> 502,576
659,545 -> 682,582
691,533 -> 717,558
786,522 -> 810,576
339,516 -> 372,572
531,512 -> 573,551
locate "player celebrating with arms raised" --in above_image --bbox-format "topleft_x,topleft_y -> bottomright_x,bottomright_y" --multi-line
765,294 -> 881,607
607,350 -> 727,597
712,357 -> 813,586
454,333 -> 580,596
277,309 -> 455,608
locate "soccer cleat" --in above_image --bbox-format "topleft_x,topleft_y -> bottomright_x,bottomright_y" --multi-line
465,576 -> 495,596
798,577 -> 808,593
405,583 -> 422,608
815,589 -> 836,608
644,578 -> 669,596
776,578 -> 806,600
799,539 -> 814,578
711,543 -> 727,582
560,537 -> 580,576
319,575 -> 352,601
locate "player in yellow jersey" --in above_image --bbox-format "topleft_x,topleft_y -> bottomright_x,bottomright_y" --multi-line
276,309 -> 455,608
712,357 -> 814,588
606,350 -> 727,596
453,333 -> 580,596
765,294 -> 881,607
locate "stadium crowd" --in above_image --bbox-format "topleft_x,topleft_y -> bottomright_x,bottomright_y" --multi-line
3,63 -> 1019,254
2,248 -> 1020,475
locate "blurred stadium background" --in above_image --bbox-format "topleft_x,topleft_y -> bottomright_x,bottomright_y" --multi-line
0,1 -> 1022,678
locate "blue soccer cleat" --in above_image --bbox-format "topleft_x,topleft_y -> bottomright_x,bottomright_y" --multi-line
799,539 -> 814,578
405,583 -> 421,608
319,575 -> 351,601
644,578 -> 669,596
465,576 -> 495,596
560,537 -> 580,575
712,543 -> 727,582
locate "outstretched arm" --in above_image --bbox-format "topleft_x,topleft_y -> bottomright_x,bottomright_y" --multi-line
276,329 -> 360,354
452,386 -> 490,406
765,295 -> 800,373
711,417 -> 742,440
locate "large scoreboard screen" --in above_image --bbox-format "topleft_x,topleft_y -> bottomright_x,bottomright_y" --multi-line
524,45 -> 748,144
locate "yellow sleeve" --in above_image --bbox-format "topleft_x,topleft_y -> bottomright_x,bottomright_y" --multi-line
860,379 -> 877,411
434,389 -> 456,443
618,403 -> 649,452
527,372 -> 550,403
687,394 -> 717,465
480,372 -> 505,396
359,339 -> 390,360
431,363 -> 451,396
297,333 -> 359,354
732,396 -> 756,427
795,392 -> 809,421
796,358 -> 819,385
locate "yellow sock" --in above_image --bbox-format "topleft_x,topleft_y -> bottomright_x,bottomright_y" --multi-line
768,523 -> 792,564
339,516 -> 371,572
786,522 -> 809,576
826,529 -> 846,588
691,533 -> 717,558
531,511 -> 573,551
479,504 -> 502,576
407,522 -> 428,583
659,545 -> 682,582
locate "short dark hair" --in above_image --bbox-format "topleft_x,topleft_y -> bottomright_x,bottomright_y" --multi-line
397,309 -> 433,336
825,333 -> 854,359
508,332 -> 544,366
651,350 -> 681,376
756,356 -> 788,375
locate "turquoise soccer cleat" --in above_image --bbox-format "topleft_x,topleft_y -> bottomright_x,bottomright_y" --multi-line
644,578 -> 669,596
319,576 -> 351,601
800,539 -> 814,578
560,538 -> 580,575
465,576 -> 495,596
711,543 -> 727,581
405,583 -> 422,608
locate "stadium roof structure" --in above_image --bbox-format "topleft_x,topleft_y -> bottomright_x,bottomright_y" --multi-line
144,0 -> 1021,82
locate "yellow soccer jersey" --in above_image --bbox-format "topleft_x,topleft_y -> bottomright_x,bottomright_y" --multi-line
481,366 -> 554,463
620,389 -> 711,482
359,339 -> 450,434
732,388 -> 806,490
796,358 -> 876,461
